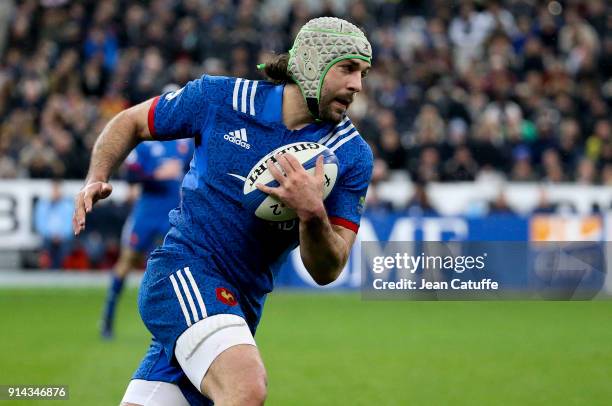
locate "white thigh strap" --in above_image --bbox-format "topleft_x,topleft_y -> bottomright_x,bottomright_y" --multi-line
175,314 -> 256,390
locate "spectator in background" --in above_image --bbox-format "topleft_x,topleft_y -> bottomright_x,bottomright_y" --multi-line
576,157 -> 597,184
488,190 -> 515,215
19,137 -> 63,178
0,0 -> 15,57
585,118 -> 611,162
407,180 -> 438,217
532,188 -> 558,214
602,163 -> 612,186
414,146 -> 441,183
83,26 -> 118,72
558,118 -> 583,172
375,109 -> 406,169
443,144 -> 478,181
559,6 -> 600,76
511,146 -> 537,182
480,0 -> 517,39
413,103 -> 446,146
541,148 -> 566,183
600,139 -> 612,170
470,117 -> 509,171
377,128 -> 405,169
34,180 -> 75,269
448,1 -> 491,73
365,159 -> 394,213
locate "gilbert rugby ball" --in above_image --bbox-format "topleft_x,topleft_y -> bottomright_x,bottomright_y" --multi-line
243,142 -> 339,221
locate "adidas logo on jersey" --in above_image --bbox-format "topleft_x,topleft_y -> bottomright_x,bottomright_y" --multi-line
224,128 -> 250,149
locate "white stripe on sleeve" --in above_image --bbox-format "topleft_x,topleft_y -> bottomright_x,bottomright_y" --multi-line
249,81 -> 258,116
232,79 -> 242,111
241,79 -> 250,113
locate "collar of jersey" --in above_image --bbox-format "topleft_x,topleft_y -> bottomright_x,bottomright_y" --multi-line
262,84 -> 334,136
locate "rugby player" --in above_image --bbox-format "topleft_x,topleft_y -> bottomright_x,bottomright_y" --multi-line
73,17 -> 373,406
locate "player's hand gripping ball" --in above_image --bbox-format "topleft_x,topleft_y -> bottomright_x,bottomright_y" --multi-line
243,142 -> 338,221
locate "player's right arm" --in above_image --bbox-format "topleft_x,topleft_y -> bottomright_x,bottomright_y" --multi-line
73,75 -> 216,234
73,98 -> 155,235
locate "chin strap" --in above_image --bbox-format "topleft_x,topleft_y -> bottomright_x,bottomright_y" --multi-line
306,97 -> 320,119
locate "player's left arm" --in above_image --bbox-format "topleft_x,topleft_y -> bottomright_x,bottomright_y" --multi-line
299,210 -> 356,285
257,153 -> 370,285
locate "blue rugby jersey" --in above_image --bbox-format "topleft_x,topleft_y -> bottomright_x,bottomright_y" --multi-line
148,75 -> 373,299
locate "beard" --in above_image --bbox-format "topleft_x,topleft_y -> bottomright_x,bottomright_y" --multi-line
318,91 -> 352,123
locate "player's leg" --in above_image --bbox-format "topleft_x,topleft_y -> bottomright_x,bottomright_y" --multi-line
201,345 -> 267,406
100,214 -> 145,338
120,328 -> 266,406
174,315 -> 267,405
137,252 -> 267,405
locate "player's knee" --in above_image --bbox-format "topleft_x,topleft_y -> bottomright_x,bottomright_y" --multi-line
230,372 -> 267,406
212,369 -> 267,406
253,369 -> 268,401
201,345 -> 267,405
208,352 -> 267,405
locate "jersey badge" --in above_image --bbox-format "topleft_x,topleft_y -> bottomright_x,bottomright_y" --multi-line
216,287 -> 238,306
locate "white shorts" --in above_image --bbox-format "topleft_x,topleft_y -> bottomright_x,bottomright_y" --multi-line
121,379 -> 189,406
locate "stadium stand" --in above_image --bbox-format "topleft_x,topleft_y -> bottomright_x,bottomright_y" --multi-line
0,0 -> 610,267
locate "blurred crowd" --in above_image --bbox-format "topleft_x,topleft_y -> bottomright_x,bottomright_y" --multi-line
0,0 -> 610,182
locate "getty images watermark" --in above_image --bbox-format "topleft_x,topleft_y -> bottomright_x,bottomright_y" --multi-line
360,241 -> 607,300
370,251 -> 498,291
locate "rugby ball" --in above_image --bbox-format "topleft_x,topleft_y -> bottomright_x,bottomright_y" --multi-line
243,142 -> 339,221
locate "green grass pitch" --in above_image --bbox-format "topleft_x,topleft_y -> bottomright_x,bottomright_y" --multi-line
1,288 -> 611,405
